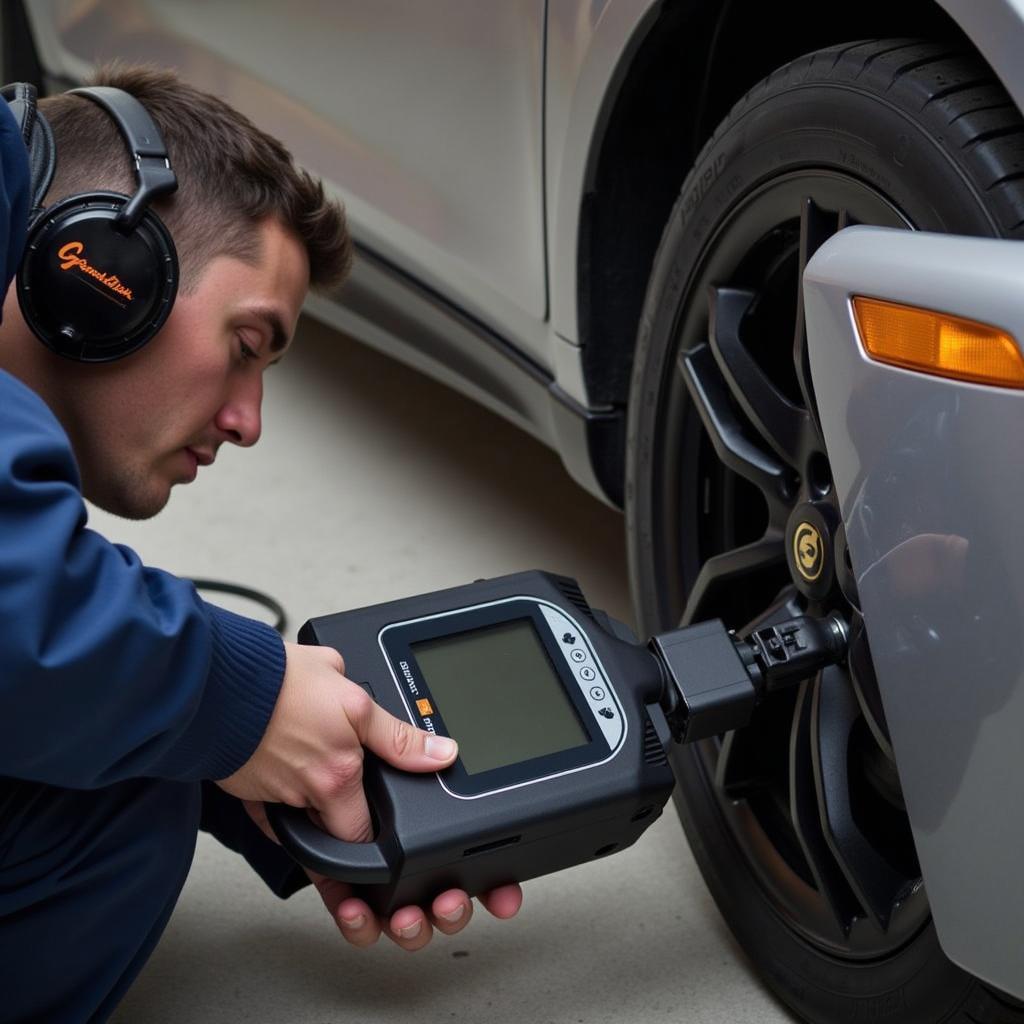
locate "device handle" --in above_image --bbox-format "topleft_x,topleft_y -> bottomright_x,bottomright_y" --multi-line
266,802 -> 394,884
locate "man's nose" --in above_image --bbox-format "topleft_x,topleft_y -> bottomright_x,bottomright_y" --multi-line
215,376 -> 263,447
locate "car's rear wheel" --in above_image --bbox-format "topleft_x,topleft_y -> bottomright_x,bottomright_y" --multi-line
626,39 -> 1024,1023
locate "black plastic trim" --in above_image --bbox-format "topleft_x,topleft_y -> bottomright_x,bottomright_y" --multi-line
349,239 -> 549,392
331,239 -> 626,506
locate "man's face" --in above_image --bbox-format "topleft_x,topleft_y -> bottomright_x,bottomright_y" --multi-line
47,217 -> 309,519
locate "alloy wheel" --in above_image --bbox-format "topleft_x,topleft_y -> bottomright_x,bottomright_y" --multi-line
664,170 -> 930,957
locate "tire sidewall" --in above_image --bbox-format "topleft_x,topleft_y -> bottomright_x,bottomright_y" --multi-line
672,742 -> 975,1021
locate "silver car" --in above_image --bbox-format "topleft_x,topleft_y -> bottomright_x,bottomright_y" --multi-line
15,2 -> 1024,1020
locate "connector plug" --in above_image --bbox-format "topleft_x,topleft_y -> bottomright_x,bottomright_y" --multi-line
652,619 -> 758,743
653,613 -> 849,744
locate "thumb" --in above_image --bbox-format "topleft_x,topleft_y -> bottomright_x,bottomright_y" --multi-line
357,700 -> 458,772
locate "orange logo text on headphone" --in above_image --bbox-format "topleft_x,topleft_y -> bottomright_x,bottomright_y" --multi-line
56,241 -> 134,303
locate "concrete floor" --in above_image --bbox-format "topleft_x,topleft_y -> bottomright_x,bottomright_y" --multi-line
91,318 -> 796,1023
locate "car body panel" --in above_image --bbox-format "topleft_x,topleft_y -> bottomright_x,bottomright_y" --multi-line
24,0 -> 552,363
302,244 -> 620,505
804,226 -> 1024,998
938,0 -> 1024,116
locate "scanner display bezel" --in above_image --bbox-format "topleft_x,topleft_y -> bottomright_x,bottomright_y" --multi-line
379,597 -> 626,798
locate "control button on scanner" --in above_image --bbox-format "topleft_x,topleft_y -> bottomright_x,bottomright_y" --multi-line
579,666 -> 596,682
589,686 -> 605,701
570,649 -> 586,663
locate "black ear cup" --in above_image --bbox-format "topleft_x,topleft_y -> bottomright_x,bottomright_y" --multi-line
3,82 -> 180,362
17,191 -> 178,362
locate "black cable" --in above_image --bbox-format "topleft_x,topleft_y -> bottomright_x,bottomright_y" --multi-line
189,578 -> 288,636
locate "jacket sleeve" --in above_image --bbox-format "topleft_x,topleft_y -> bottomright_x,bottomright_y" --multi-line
0,369 -> 286,787
199,782 -> 310,898
0,89 -> 29,304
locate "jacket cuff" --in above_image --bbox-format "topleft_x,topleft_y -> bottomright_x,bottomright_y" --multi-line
170,604 -> 285,781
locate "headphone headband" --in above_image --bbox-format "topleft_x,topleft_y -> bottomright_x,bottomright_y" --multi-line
67,87 -> 177,230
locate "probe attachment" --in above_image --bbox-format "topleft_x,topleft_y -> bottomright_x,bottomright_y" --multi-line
654,613 -> 849,742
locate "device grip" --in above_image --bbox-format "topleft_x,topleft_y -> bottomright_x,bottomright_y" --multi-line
266,803 -> 394,884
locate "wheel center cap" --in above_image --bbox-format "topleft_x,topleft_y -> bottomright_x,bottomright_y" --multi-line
786,501 -> 838,599
793,521 -> 825,581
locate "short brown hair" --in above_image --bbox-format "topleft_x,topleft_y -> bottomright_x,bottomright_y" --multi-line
39,62 -> 352,293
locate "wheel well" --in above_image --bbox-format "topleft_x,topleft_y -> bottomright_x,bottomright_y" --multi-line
580,0 -> 972,494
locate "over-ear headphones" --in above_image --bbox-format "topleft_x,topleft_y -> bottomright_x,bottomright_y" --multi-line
3,81 -> 179,362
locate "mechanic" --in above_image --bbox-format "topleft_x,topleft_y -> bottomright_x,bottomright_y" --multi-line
0,66 -> 521,1023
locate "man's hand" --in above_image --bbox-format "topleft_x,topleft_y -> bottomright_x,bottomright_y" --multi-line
219,641 -> 459,840
224,642 -> 523,948
307,871 -> 522,951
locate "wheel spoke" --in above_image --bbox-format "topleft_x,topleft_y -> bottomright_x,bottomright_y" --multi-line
848,617 -> 895,762
682,533 -> 785,624
715,728 -> 763,798
793,197 -> 844,435
810,666 -> 913,931
739,586 -> 803,634
789,677 -> 863,936
708,285 -> 813,469
680,343 -> 791,523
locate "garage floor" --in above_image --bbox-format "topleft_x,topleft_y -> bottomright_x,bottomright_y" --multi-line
95,318 -> 796,1024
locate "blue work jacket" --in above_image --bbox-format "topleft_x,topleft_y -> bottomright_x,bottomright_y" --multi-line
0,96 -> 285,789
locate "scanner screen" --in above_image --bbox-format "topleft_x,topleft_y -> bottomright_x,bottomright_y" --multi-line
411,618 -> 590,775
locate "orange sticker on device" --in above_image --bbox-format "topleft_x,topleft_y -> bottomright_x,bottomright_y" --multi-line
416,699 -> 434,717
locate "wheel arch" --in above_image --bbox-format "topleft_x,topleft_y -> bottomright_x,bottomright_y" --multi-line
573,0 -> 979,500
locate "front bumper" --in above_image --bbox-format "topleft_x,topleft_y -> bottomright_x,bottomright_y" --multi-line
804,226 -> 1024,998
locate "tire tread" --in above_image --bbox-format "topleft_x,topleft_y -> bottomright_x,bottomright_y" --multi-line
707,39 -> 1024,238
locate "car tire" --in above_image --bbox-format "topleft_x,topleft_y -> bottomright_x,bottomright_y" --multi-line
625,39 -> 1024,1023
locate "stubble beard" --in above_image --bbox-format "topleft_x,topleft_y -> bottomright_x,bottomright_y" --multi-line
82,459 -> 172,521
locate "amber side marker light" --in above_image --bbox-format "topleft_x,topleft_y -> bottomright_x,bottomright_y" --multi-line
852,296 -> 1024,389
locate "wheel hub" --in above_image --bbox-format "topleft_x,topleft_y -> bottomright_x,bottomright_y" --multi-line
786,500 -> 840,601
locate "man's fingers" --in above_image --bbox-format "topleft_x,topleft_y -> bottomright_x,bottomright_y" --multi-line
306,680 -> 455,840
310,757 -> 375,842
354,696 -> 458,772
315,792 -> 373,843
431,890 -> 474,935
478,883 -> 523,919
330,891 -> 384,948
386,907 -> 433,951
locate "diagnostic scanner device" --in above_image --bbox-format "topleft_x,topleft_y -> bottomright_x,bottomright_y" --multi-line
267,571 -> 846,913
